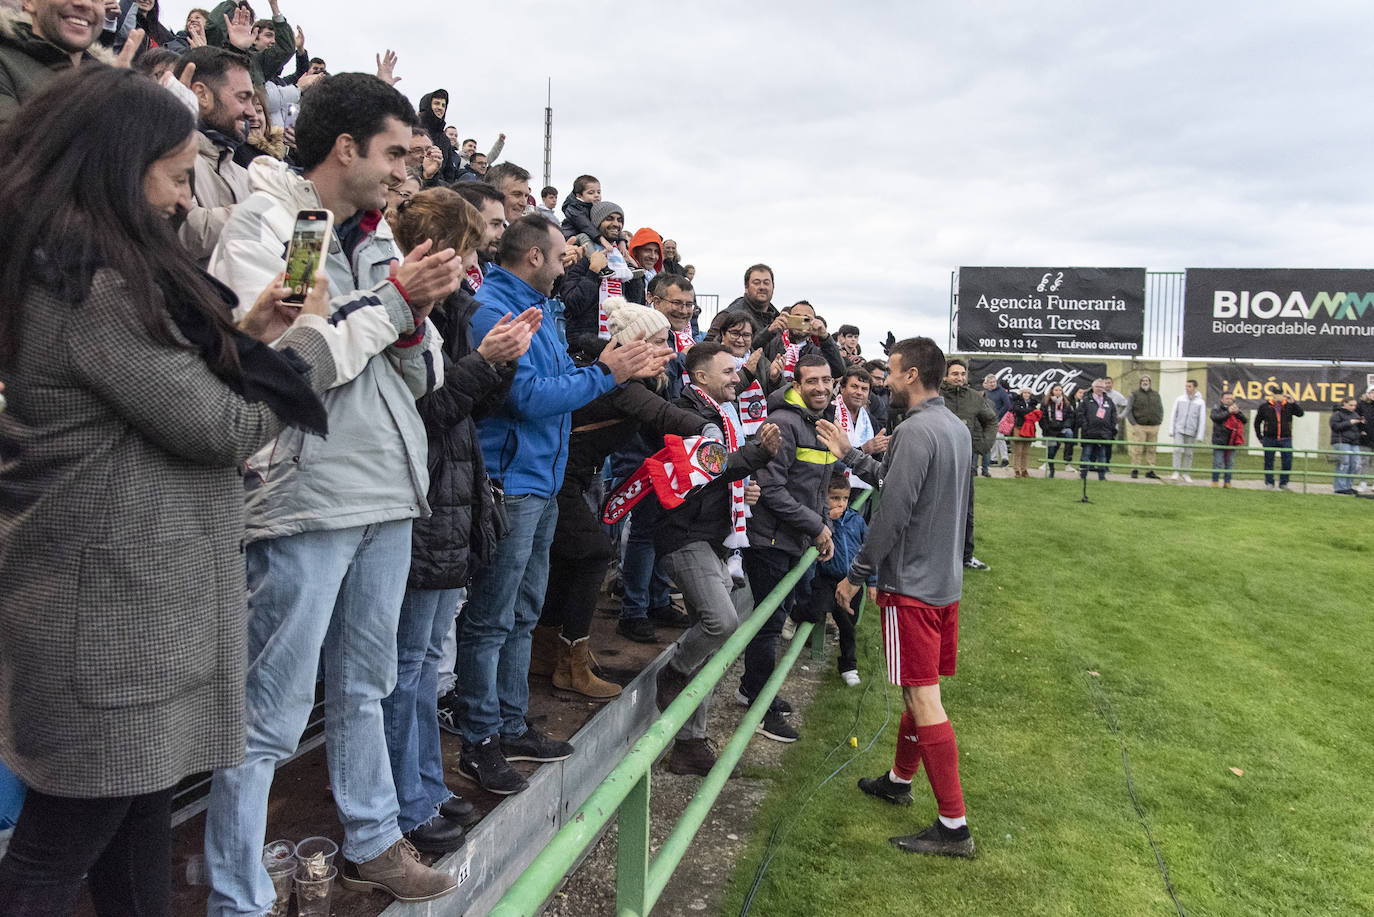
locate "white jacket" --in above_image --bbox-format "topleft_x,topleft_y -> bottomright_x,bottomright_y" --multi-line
210,158 -> 445,541
1170,393 -> 1206,438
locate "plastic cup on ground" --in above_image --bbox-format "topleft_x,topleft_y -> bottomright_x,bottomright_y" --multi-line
294,835 -> 338,867
262,840 -> 297,917
294,864 -> 337,917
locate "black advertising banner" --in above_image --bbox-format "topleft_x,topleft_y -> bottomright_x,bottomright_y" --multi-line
1183,268 -> 1374,361
967,359 -> 1107,399
957,267 -> 1146,356
1205,364 -> 1374,411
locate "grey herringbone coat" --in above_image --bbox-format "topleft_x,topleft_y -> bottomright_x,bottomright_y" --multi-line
0,269 -> 336,797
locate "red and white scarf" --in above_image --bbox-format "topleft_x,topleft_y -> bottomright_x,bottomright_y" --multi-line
780,331 -> 804,380
690,383 -> 751,549
601,434 -> 727,523
597,276 -> 623,340
832,396 -> 852,435
674,328 -> 695,387
465,265 -> 483,292
737,380 -> 768,435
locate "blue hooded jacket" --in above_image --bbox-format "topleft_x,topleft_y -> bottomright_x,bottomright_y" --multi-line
820,507 -> 876,585
471,267 -> 618,497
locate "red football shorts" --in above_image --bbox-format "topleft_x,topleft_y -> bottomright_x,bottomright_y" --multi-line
878,592 -> 959,686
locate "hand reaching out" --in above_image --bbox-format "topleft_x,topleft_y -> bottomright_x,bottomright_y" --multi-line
375,49 -> 401,86
226,7 -> 253,49
597,338 -> 657,383
813,419 -> 851,460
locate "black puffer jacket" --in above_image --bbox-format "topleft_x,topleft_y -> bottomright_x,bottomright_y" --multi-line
1330,406 -> 1363,446
407,285 -> 514,589
654,386 -> 774,556
748,386 -> 837,557
557,251 -> 646,341
1039,396 -> 1073,437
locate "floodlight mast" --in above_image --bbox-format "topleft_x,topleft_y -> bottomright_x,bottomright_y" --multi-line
543,79 -> 552,190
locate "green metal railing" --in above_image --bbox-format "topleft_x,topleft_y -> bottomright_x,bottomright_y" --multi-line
1003,434 -> 1370,494
490,489 -> 872,917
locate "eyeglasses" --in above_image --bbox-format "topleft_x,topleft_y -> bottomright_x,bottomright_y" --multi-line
723,328 -> 753,339
656,297 -> 694,310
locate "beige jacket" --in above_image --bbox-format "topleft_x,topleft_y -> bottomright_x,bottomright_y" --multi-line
178,130 -> 252,263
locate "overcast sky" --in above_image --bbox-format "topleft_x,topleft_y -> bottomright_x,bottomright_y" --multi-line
168,0 -> 1374,357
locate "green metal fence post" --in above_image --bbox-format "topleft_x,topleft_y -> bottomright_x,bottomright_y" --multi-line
617,772 -> 651,917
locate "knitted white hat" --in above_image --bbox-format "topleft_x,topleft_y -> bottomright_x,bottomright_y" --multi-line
605,296 -> 669,345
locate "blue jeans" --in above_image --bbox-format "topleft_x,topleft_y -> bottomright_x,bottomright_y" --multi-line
740,546 -> 815,700
1211,448 -> 1235,483
620,501 -> 671,621
1332,443 -> 1360,491
1261,436 -> 1293,486
453,494 -> 557,744
382,586 -> 463,833
205,521 -> 411,917
1079,442 -> 1109,479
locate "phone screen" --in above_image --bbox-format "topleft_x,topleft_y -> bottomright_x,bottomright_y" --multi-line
284,212 -> 330,303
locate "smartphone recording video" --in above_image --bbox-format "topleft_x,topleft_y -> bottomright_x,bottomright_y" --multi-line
284,210 -> 333,304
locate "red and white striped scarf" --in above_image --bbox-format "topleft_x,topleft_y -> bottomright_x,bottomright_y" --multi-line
781,331 -> 804,380
689,383 -> 751,550
674,328 -> 695,387
465,265 -> 483,292
737,380 -> 768,435
597,277 -> 623,339
832,396 -> 852,435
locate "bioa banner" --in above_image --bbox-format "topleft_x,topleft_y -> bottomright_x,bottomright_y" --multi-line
1204,364 -> 1371,411
966,359 -> 1107,400
956,267 -> 1145,356
1183,268 -> 1374,361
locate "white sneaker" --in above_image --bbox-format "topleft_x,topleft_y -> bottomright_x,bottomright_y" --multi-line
781,618 -> 796,641
725,551 -> 746,588
1182,474 -> 1193,483
1169,472 -> 1180,481
840,670 -> 861,686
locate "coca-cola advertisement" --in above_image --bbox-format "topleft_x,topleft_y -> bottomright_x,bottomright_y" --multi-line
966,360 -> 1107,399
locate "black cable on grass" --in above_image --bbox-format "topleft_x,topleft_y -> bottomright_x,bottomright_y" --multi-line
738,615 -> 893,917
1083,671 -> 1188,917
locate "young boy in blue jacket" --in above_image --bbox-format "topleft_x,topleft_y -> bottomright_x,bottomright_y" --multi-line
807,473 -> 877,685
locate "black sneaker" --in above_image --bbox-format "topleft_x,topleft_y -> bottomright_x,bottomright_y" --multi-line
756,709 -> 798,743
857,772 -> 913,806
656,662 -> 690,713
890,819 -> 975,858
436,690 -> 461,736
733,688 -> 792,716
617,617 -> 657,643
647,604 -> 691,627
458,735 -> 528,795
500,725 -> 574,763
1130,469 -> 1139,479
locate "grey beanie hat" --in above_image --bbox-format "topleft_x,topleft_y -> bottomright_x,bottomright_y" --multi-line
590,201 -> 625,232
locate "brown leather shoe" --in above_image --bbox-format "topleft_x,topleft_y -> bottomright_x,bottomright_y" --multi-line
553,637 -> 621,700
528,625 -> 560,679
667,737 -> 739,777
340,838 -> 456,902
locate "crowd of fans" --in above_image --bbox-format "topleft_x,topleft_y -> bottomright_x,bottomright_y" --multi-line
0,3 -> 902,912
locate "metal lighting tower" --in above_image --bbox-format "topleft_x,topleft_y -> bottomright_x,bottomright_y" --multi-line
542,79 -> 552,190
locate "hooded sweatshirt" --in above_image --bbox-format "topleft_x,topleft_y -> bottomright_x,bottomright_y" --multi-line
417,89 -> 459,183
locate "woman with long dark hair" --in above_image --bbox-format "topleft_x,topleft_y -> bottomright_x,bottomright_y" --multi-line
1040,384 -> 1072,478
0,66 -> 342,913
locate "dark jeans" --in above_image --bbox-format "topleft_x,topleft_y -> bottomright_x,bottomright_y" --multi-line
0,786 -> 174,916
1046,438 -> 1064,475
741,546 -> 814,699
808,573 -> 861,673
1079,442 -> 1109,480
541,486 -> 614,641
962,468 -> 975,564
1261,436 -> 1293,486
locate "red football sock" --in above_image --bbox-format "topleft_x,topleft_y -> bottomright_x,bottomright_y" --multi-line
916,720 -> 966,818
892,711 -> 921,781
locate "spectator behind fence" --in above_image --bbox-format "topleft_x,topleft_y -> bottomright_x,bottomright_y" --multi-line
0,0 -> 109,126
724,263 -> 780,333
534,300 -> 701,697
1169,379 -> 1206,483
381,188 -> 538,856
1210,392 -> 1247,488
536,184 -> 559,224
1329,397 -> 1364,495
416,88 -> 460,183
981,373 -> 1011,472
938,359 -> 994,572
741,354 -> 840,745
661,237 -> 685,275
753,300 -> 846,381
705,309 -> 784,397
203,72 -> 463,906
835,366 -> 887,496
805,473 -> 878,687
654,343 -> 782,775
1039,384 -> 1072,478
1125,374 -> 1163,479
1009,388 -> 1039,478
174,46 -> 256,263
451,216 -> 659,796
1076,378 -> 1116,480
0,66 -> 339,912
866,359 -> 891,433
1254,392 -> 1305,490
